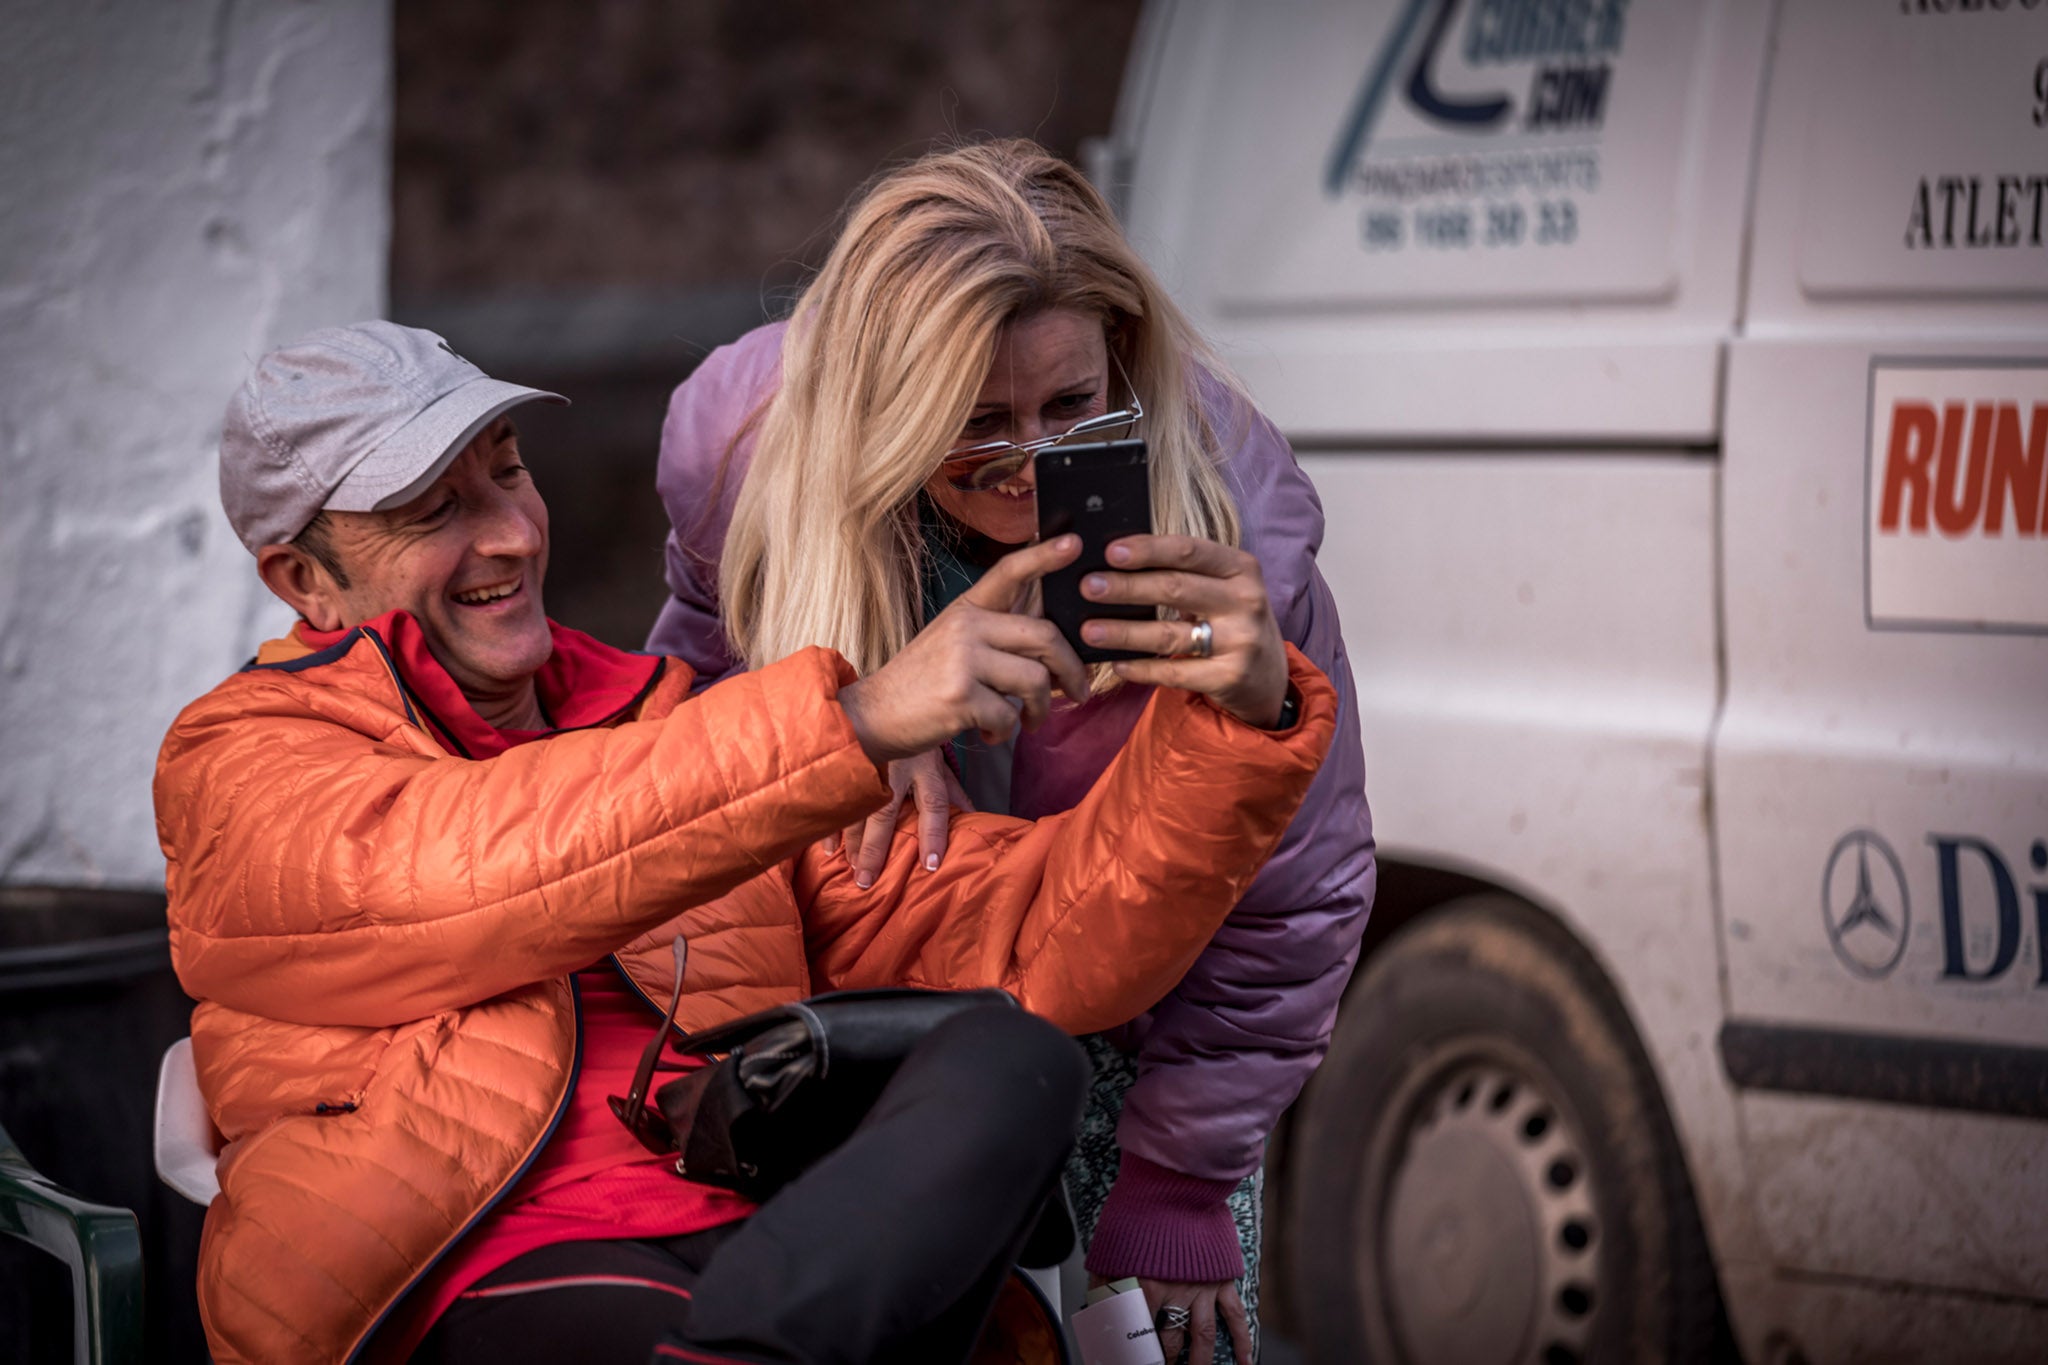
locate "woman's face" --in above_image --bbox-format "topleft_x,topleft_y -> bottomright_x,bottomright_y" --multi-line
925,307 -> 1110,547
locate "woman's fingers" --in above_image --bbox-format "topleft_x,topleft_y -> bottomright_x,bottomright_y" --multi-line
1101,656 -> 1228,691
1072,532 -> 1286,728
1083,615 -> 1229,658
852,802 -> 901,888
908,750 -> 959,873
836,754 -> 963,884
1081,565 -> 1259,618
1085,534 -> 1261,613
841,758 -> 920,881
941,761 -> 975,815
1141,1282 -> 1185,1363
1188,1287 -> 1222,1365
842,751 -> 968,884
1106,532 -> 1255,579
1220,1283 -> 1254,1364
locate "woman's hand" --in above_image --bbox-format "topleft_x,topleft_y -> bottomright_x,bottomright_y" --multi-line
838,535 -> 1090,767
1090,1275 -> 1254,1365
825,749 -> 974,888
1079,534 -> 1288,729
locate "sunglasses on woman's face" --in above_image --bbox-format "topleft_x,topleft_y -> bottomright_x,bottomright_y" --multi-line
936,352 -> 1144,492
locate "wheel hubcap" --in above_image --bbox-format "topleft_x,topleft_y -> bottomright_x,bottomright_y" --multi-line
1378,1062 -> 1600,1365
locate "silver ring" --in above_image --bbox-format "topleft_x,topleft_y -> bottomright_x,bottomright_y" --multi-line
1185,619 -> 1213,659
1156,1304 -> 1192,1332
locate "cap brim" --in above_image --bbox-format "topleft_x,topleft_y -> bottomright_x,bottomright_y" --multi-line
324,377 -> 568,513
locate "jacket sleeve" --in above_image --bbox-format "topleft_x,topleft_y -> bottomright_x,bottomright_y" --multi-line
1085,396 -> 1379,1284
159,647 -> 889,1028
646,321 -> 788,686
793,650 -> 1339,1036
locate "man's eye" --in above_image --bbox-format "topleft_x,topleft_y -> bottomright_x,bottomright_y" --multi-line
496,461 -> 529,480
418,498 -> 456,524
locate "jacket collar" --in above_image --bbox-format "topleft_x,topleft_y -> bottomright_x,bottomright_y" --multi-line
270,611 -> 663,759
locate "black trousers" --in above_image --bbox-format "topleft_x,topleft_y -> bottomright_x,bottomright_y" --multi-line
413,1004 -> 1088,1365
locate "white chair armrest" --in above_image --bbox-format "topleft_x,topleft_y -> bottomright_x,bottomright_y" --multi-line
154,1038 -> 221,1207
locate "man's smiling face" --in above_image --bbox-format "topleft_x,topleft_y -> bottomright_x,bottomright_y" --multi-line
312,418 -> 553,697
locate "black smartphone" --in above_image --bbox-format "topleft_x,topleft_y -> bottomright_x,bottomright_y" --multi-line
1034,437 -> 1153,663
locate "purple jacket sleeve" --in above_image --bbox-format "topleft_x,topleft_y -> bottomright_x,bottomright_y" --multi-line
1081,394 -> 1377,1284
644,320 -> 789,683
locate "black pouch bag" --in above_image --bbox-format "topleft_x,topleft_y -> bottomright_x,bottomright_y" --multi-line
609,941 -> 1074,1266
606,941 -> 1081,1268
656,986 -> 1019,1199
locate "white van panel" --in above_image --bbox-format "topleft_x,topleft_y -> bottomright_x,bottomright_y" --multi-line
1302,452 -> 1758,1266
1117,0 -> 2048,1351
1207,5 -> 1704,309
1740,1097 -> 2048,1297
1118,0 -> 1772,439
1718,339 -> 2048,1042
1747,0 -> 2048,333
1716,334 -> 2048,1297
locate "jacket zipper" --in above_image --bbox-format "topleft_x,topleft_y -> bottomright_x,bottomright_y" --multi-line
341,976 -> 585,1364
334,646 -> 671,1357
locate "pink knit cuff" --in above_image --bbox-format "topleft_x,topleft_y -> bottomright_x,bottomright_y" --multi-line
1082,1152 -> 1245,1283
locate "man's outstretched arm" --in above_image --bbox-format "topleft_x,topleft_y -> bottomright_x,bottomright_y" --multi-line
796,646 -> 1336,1034
161,647 -> 889,1027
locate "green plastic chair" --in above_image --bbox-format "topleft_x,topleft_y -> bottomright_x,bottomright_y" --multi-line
0,1117 -> 145,1364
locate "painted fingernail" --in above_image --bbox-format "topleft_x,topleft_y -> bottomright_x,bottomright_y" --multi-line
1083,624 -> 1107,643
925,853 -> 939,872
1083,574 -> 1107,596
855,870 -> 874,889
1107,543 -> 1132,564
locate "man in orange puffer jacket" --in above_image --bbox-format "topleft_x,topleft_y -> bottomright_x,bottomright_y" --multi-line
155,323 -> 1337,1365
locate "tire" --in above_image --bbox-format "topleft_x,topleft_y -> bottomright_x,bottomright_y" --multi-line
1288,895 -> 1723,1365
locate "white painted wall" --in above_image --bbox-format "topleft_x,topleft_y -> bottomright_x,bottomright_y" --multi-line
0,2 -> 390,888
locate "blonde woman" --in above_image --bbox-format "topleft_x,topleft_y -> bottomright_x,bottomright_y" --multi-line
647,139 -> 1375,1365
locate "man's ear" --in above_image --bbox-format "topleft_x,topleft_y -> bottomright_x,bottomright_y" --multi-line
255,544 -> 347,631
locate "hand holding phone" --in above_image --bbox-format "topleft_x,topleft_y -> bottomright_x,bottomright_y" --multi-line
1075,533 -> 1291,731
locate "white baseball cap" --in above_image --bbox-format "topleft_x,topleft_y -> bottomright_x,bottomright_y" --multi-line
219,320 -> 567,552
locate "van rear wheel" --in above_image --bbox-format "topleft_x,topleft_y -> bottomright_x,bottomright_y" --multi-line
1288,896 -> 1721,1365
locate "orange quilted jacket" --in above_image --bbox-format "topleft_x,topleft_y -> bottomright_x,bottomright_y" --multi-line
154,622 -> 1335,1363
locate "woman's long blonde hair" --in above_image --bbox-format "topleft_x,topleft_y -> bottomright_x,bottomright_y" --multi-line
720,138 -> 1245,680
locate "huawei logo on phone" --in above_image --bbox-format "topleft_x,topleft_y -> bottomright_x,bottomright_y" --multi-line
1085,494 -> 1104,512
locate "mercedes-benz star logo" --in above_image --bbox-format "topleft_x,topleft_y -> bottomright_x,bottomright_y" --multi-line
1821,830 -> 1910,979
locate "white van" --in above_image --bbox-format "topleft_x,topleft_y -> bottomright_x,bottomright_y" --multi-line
1096,2 -> 2048,1361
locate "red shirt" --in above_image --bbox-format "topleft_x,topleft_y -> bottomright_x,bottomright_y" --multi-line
379,969 -> 755,1357
301,615 -> 757,1358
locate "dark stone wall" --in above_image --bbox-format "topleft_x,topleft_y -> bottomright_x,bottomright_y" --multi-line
392,1 -> 1145,649
395,1 -> 1144,300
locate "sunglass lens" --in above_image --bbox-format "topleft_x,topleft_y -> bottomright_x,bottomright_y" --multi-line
949,451 -> 1032,491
